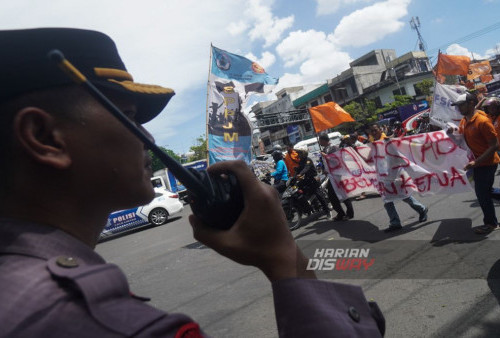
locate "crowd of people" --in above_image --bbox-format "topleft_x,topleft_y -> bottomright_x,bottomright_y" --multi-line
267,92 -> 500,234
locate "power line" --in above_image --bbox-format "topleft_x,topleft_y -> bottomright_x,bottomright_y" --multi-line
427,20 -> 500,56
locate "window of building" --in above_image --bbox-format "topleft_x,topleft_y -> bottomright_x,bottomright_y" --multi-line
374,96 -> 383,108
419,60 -> 429,72
413,84 -> 423,96
393,87 -> 406,96
310,100 -> 318,107
304,121 -> 312,132
324,94 -> 332,102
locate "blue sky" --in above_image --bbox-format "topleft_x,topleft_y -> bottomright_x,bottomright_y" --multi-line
1,0 -> 500,154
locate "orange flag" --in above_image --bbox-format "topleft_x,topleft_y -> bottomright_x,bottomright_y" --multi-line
308,102 -> 355,133
467,60 -> 491,81
480,74 -> 494,83
435,53 -> 470,83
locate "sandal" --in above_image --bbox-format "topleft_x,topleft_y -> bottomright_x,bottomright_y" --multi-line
473,224 -> 500,234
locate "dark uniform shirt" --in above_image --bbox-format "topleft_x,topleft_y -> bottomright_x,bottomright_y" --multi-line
0,219 -> 384,337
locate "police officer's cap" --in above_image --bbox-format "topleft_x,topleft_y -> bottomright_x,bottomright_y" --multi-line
0,28 -> 175,124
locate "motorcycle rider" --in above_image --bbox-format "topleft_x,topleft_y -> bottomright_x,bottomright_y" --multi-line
270,150 -> 288,193
294,146 -> 332,219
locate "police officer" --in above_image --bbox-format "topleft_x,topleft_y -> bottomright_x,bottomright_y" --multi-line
0,28 -> 384,337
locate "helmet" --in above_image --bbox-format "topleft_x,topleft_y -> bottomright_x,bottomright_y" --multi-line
482,97 -> 500,108
272,150 -> 283,162
272,144 -> 282,151
295,145 -> 308,153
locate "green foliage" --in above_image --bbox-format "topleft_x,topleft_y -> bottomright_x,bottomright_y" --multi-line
149,147 -> 181,172
375,95 -> 414,114
415,79 -> 434,97
343,99 -> 377,122
342,99 -> 378,131
189,135 -> 208,162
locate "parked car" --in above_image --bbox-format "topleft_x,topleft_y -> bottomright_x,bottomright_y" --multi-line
99,189 -> 183,240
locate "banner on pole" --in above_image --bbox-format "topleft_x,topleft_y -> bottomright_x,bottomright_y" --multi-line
207,46 -> 278,165
323,131 -> 473,202
429,82 -> 467,129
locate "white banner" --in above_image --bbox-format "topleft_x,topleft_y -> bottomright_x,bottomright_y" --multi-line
429,83 -> 467,129
323,131 -> 473,202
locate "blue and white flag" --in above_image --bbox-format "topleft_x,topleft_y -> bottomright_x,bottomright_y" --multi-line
207,45 -> 278,165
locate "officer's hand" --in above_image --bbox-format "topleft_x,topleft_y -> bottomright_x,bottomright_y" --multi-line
189,160 -> 315,282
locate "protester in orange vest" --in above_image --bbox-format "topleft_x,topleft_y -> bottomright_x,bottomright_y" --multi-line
284,143 -> 301,176
450,93 -> 499,234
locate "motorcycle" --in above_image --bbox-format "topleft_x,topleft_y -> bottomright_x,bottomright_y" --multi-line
281,175 -> 330,231
259,174 -> 302,231
259,173 -> 329,231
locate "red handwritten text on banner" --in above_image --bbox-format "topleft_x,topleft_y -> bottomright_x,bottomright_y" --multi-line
323,131 -> 472,202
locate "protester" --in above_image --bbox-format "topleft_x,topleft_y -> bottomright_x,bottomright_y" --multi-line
319,133 -> 354,221
284,143 -> 300,176
270,150 -> 288,193
481,97 -> 500,144
0,28 -> 384,337
339,134 -> 362,148
449,92 -> 500,234
368,123 -> 388,142
368,123 -> 429,232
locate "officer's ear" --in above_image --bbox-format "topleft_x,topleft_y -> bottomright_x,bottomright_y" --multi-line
13,107 -> 71,169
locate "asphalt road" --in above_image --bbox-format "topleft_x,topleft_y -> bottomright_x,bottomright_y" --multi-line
96,185 -> 500,338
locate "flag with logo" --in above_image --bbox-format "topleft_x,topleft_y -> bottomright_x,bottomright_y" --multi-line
207,45 -> 279,165
467,60 -> 492,81
308,102 -> 355,133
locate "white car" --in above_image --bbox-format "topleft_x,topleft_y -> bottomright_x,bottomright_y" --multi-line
99,189 -> 183,240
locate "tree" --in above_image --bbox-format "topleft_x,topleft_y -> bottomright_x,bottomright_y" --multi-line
375,95 -> 414,114
415,79 -> 434,97
343,99 -> 377,121
148,147 -> 181,172
342,99 -> 378,130
189,135 -> 207,162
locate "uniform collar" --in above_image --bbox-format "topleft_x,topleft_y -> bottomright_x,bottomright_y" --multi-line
0,218 -> 105,264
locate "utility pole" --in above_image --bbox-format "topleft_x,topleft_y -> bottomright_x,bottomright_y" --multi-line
410,16 -> 426,52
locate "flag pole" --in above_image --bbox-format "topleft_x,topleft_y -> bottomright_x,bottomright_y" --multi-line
205,43 -> 213,166
306,106 -> 322,150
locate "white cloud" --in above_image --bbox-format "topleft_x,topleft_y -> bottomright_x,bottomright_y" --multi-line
244,51 -> 277,69
446,43 -> 486,60
331,0 -> 411,47
229,0 -> 294,47
275,30 -> 352,87
314,0 -> 374,15
0,0 -> 266,152
484,43 -> 500,58
228,21 -> 249,36
445,43 -> 500,61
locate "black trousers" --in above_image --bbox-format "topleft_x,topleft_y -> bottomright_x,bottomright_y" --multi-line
326,181 -> 354,218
